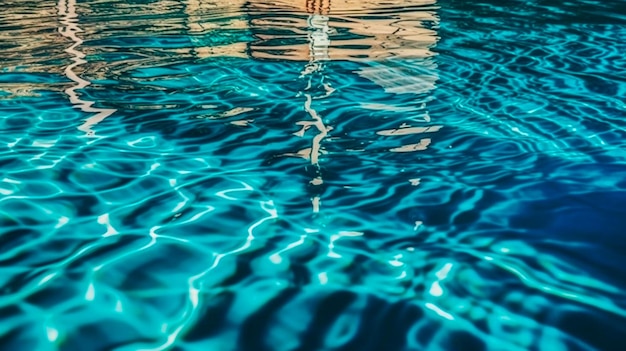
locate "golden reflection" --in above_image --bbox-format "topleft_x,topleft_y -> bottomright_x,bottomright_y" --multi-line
181,0 -> 438,62
57,0 -> 116,136
0,5 -> 69,97
183,0 -> 249,59
248,0 -> 437,63
180,0 -> 439,97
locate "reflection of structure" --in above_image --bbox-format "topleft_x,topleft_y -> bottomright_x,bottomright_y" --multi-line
182,0 -> 438,59
183,0 -> 440,212
247,1 -> 438,59
299,10 -> 334,213
182,0 -> 439,92
0,5 -> 67,98
52,0 -> 439,208
58,0 -> 116,136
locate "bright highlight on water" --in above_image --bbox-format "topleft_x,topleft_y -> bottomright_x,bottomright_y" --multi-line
1,0 -> 626,350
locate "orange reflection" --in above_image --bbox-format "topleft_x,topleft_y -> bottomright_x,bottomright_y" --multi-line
183,0 -> 438,63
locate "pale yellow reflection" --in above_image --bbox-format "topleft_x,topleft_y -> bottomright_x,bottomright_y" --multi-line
390,138 -> 432,153
58,0 -> 116,136
230,119 -> 254,127
377,125 -> 442,136
206,107 -> 255,119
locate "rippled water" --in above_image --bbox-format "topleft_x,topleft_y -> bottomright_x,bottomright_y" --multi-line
2,0 -> 626,350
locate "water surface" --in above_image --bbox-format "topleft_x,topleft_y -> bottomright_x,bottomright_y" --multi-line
1,0 -> 626,350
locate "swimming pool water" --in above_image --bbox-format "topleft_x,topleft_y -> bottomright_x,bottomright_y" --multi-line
1,0 -> 626,350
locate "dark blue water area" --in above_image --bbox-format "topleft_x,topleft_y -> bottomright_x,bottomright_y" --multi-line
426,2 -> 626,348
434,0 -> 626,265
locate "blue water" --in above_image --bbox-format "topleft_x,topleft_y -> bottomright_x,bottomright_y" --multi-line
1,0 -> 626,350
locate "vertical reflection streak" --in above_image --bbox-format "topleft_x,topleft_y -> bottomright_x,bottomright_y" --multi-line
57,0 -> 115,136
300,4 -> 334,213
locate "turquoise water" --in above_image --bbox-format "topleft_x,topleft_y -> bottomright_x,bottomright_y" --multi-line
2,0 -> 626,350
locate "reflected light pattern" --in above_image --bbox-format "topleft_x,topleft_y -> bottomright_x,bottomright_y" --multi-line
57,0 -> 116,136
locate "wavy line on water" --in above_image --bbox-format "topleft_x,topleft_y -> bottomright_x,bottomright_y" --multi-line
57,0 -> 116,137
298,11 -> 334,213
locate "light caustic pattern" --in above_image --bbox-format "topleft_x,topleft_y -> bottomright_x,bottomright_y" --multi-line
1,0 -> 626,350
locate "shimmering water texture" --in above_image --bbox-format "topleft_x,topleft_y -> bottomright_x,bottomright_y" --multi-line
2,0 -> 626,350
